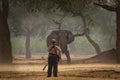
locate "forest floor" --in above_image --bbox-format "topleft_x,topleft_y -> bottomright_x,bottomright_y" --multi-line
0,52 -> 120,80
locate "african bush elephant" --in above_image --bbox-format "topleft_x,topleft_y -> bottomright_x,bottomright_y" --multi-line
47,30 -> 74,63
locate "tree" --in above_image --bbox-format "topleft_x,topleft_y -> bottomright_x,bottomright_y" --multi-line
0,0 -> 59,63
52,13 -> 67,30
0,0 -> 12,63
52,0 -> 102,54
0,0 -> 117,63
21,12 -> 47,58
94,0 -> 120,63
0,0 -> 50,63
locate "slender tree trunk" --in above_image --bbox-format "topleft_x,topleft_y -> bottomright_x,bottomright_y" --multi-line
0,0 -> 12,63
116,7 -> 120,63
85,34 -> 101,54
25,33 -> 31,59
80,13 -> 101,54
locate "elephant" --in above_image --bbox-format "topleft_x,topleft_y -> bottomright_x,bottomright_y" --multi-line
47,30 -> 74,63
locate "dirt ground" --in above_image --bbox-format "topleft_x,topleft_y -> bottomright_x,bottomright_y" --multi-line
0,63 -> 120,80
0,54 -> 120,80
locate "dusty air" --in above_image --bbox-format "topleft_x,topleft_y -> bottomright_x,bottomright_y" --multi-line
0,0 -> 120,80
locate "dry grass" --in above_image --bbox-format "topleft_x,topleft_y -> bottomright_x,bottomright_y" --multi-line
0,70 -> 120,80
0,53 -> 120,80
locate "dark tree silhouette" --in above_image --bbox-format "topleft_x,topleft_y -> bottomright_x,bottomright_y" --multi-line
94,0 -> 120,63
0,0 -> 12,63
0,0 -> 118,63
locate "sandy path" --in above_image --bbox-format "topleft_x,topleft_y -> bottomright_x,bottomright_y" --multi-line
0,64 -> 120,80
0,64 -> 120,72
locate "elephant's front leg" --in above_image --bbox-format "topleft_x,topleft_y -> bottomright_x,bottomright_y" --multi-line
65,50 -> 71,63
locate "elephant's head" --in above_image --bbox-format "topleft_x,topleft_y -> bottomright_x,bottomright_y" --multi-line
47,30 -> 74,53
47,31 -> 59,47
57,30 -> 74,44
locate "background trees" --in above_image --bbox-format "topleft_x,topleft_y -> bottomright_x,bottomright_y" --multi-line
94,0 -> 120,63
0,0 -> 117,63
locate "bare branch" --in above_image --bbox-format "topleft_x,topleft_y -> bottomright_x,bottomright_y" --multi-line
52,13 -> 67,30
73,33 -> 84,37
59,13 -> 67,22
52,19 -> 60,25
94,3 -> 116,12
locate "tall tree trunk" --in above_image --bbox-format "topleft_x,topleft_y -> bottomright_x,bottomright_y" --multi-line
85,34 -> 101,54
94,2 -> 120,63
25,33 -> 31,59
116,7 -> 120,63
0,0 -> 12,64
80,12 -> 101,54
74,32 -> 101,54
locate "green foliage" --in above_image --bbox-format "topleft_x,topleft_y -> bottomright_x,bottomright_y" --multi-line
11,32 -> 116,54
30,37 -> 47,53
72,36 -> 96,54
11,36 -> 25,54
11,36 -> 47,54
7,0 -> 116,54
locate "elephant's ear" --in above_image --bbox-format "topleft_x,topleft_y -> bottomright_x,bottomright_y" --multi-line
67,31 -> 74,44
46,31 -> 58,47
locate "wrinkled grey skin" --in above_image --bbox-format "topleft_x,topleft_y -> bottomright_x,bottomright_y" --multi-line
47,30 -> 74,63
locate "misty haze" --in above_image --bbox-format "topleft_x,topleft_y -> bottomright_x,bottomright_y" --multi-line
0,0 -> 120,80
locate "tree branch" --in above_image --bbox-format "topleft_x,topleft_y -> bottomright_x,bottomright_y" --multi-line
94,3 -> 116,12
52,12 -> 67,30
73,33 -> 84,37
85,34 -> 101,54
52,19 -> 60,25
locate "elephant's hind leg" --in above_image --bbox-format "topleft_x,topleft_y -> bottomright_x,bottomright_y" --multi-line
65,50 -> 71,63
